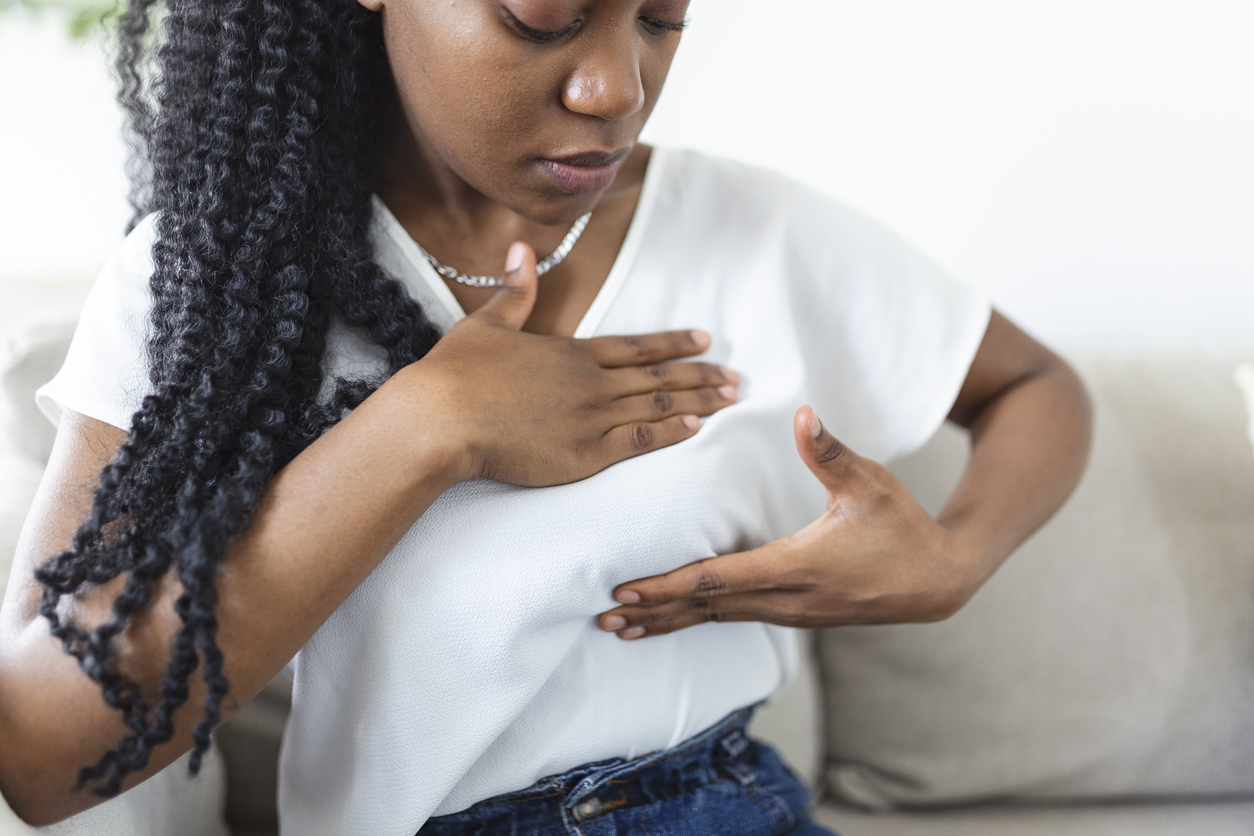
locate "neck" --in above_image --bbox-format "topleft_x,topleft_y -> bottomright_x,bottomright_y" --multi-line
376,89 -> 580,274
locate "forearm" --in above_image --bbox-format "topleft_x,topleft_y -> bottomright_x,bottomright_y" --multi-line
938,353 -> 1093,586
210,364 -> 466,692
0,363 -> 464,823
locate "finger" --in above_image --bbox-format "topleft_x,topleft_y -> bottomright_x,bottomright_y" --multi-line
468,242 -> 538,331
793,405 -> 863,493
608,361 -> 739,396
611,551 -> 768,607
600,599 -> 706,631
599,592 -> 766,631
598,414 -> 701,465
585,329 -> 712,368
610,386 -> 737,424
612,612 -> 759,640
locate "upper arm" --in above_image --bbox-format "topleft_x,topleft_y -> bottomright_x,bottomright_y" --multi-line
947,309 -> 1074,430
1,411 -> 127,629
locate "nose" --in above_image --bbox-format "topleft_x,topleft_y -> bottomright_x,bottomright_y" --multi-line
562,37 -> 645,121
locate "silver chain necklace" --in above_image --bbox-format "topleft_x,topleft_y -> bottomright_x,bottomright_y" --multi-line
413,212 -> 593,288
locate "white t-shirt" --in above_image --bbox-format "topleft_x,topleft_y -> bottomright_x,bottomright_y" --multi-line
37,147 -> 989,836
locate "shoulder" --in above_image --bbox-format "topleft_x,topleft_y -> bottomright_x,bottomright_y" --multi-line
656,148 -> 856,221
75,213 -> 162,335
652,147 -> 920,267
655,147 -> 822,217
649,148 -> 962,305
91,213 -> 162,346
105,213 -> 160,293
33,214 -> 161,431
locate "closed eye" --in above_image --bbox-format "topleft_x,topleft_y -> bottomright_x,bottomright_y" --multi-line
503,8 -> 583,44
640,15 -> 689,35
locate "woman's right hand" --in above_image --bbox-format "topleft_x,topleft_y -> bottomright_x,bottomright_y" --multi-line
389,242 -> 739,487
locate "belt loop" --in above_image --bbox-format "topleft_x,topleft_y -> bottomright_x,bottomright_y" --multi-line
719,729 -> 750,760
724,761 -> 757,786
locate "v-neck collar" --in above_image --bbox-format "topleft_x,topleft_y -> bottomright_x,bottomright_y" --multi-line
371,146 -> 670,339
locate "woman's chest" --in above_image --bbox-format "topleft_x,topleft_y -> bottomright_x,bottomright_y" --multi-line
358,397 -> 824,639
332,230 -> 830,619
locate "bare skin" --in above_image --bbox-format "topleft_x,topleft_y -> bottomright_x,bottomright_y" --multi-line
0,0 -> 1092,826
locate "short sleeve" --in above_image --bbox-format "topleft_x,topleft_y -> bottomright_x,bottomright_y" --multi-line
764,172 -> 991,463
36,214 -> 158,431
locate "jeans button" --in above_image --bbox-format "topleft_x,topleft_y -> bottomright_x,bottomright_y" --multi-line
571,798 -> 605,822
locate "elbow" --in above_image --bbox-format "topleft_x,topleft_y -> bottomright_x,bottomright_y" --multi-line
0,635 -> 100,827
0,718 -> 103,828
0,724 -> 61,828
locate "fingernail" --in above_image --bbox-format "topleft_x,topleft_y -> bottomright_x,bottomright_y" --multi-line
690,330 -> 711,349
720,366 -> 740,384
717,385 -> 737,401
602,615 -> 626,631
681,414 -> 699,430
620,627 -> 646,640
616,589 -> 641,604
808,411 -> 823,439
505,242 -> 525,273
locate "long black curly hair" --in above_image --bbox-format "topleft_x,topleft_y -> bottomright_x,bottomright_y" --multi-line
33,0 -> 440,796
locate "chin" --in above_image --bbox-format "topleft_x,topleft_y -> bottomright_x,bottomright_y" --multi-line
518,191 -> 604,227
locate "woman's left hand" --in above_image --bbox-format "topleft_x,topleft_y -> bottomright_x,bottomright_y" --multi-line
597,405 -> 983,639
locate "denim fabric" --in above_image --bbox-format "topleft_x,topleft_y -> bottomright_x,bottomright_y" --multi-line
418,708 -> 837,836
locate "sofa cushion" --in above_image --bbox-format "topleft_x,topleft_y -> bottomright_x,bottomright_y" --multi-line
0,314 -> 76,465
0,747 -> 228,836
214,675 -> 292,836
0,313 -> 79,599
814,799 -> 1254,836
817,356 -> 1254,807
747,630 -> 825,788
1236,362 -> 1254,459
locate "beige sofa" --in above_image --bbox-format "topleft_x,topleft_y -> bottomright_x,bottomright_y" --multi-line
756,354 -> 1254,834
2,296 -> 1252,835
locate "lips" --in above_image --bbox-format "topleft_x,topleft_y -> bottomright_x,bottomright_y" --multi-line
538,148 -> 630,195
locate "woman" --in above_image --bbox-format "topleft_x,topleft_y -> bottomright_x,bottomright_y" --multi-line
0,0 -> 1092,833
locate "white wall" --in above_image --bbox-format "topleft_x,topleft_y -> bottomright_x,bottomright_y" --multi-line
3,1 -> 1252,351
642,0 -> 1254,351
0,13 -> 130,284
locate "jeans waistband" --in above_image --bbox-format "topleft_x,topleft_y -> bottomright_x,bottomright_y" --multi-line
453,705 -> 758,818
562,706 -> 757,810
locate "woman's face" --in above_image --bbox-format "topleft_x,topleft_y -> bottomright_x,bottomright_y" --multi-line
361,0 -> 689,225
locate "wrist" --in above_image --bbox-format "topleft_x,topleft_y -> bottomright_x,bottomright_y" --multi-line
379,363 -> 480,490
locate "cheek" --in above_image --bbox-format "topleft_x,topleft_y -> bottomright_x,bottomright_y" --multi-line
639,46 -> 679,108
383,5 -> 555,162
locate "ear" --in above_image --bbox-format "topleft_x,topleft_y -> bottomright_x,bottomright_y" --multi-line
357,0 -> 384,11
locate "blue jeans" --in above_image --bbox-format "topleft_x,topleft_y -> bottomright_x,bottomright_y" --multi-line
418,707 -> 837,835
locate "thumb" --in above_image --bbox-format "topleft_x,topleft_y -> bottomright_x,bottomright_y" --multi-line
470,241 -> 538,330
793,405 -> 860,492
